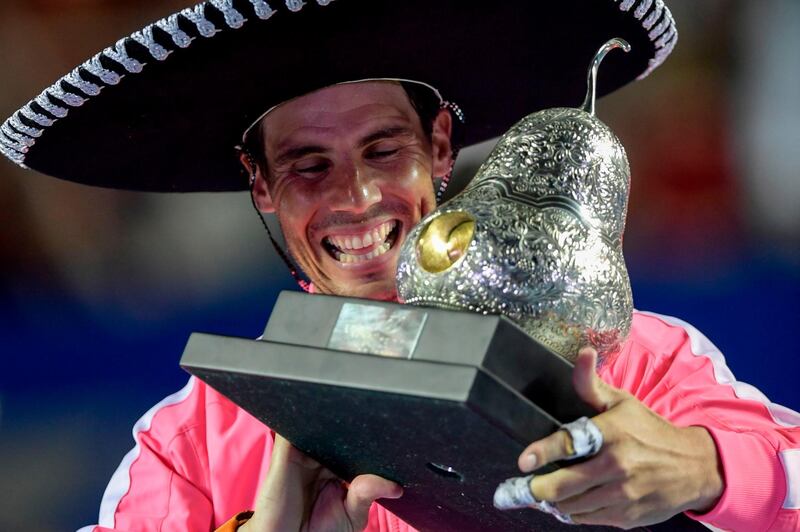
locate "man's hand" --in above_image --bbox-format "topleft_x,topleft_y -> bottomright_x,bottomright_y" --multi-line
516,348 -> 724,529
240,435 -> 402,532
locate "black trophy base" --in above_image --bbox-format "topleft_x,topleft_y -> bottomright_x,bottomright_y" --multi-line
180,292 -> 704,532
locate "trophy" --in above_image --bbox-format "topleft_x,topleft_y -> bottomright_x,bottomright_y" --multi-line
181,40 -> 702,531
398,38 -> 634,363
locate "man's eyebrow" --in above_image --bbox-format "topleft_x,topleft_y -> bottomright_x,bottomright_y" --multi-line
273,145 -> 328,167
358,126 -> 415,148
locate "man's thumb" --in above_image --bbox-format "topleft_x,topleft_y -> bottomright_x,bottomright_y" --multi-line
572,347 -> 619,412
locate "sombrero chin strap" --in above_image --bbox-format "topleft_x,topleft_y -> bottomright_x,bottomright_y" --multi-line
246,167 -> 312,293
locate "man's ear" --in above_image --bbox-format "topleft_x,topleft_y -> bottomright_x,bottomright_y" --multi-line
239,152 -> 275,213
431,109 -> 453,179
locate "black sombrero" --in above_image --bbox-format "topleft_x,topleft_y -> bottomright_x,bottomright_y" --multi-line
0,0 -> 677,192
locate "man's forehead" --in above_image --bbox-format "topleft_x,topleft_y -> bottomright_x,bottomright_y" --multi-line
261,82 -> 417,145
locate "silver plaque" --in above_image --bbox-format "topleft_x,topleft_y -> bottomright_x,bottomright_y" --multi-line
328,303 -> 428,359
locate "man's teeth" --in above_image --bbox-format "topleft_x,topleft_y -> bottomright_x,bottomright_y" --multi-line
334,242 -> 392,263
327,220 -> 395,251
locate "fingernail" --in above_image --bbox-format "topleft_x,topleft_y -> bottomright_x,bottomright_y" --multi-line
579,346 -> 597,357
520,453 -> 538,472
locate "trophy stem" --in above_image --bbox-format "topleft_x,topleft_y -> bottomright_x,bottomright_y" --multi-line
581,38 -> 631,116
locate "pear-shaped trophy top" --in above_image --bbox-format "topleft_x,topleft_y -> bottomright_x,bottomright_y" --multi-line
397,38 -> 635,362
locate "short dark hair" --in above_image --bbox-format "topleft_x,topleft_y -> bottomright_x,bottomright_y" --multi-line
398,81 -> 441,144
241,82 -> 444,182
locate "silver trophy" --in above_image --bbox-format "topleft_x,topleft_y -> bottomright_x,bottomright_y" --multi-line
398,39 -> 634,361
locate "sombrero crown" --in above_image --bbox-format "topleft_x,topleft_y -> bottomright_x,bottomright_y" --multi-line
0,0 -> 677,192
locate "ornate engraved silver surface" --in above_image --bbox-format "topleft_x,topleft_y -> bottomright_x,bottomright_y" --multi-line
397,40 -> 635,361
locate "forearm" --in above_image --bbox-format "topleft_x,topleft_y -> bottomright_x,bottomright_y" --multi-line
686,427 -> 798,531
682,426 -> 724,514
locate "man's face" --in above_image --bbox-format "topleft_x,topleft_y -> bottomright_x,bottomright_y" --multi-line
251,82 -> 453,300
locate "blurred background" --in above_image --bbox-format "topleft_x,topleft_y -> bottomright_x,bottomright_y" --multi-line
0,1 -> 798,530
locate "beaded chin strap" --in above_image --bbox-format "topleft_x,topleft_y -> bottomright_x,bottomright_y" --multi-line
244,100 -> 464,292
244,152 -> 312,292
436,100 -> 465,204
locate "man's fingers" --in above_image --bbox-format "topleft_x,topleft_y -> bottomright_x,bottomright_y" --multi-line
518,429 -> 574,472
573,347 -> 625,412
519,349 -> 629,473
252,435 -> 322,531
528,455 -> 617,503
555,481 -> 627,515
570,500 -> 655,529
344,474 -> 403,531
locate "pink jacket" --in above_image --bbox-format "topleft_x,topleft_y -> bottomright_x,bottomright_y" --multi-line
78,311 -> 800,532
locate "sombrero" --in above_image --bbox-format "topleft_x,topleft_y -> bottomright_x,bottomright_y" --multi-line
0,0 -> 677,192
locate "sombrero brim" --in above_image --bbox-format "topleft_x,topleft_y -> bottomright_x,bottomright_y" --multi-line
0,0 -> 677,192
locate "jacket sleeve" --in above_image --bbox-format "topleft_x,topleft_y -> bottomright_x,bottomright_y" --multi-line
619,312 -> 800,532
77,377 -> 215,531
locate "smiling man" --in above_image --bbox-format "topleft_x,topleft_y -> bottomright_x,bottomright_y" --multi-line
1,1 -> 799,532
242,81 -> 453,301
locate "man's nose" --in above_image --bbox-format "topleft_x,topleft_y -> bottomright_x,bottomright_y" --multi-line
327,160 -> 382,213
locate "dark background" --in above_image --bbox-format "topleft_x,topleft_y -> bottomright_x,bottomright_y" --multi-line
0,1 -> 798,530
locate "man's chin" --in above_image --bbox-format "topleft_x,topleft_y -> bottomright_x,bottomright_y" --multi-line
346,283 -> 399,302
364,288 -> 400,302
317,277 -> 399,302
316,256 -> 402,301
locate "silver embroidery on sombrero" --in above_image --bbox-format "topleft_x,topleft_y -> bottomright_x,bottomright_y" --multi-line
210,0 -> 247,28
84,54 -> 122,85
649,11 -> 671,39
20,106 -> 54,128
8,114 -> 42,139
104,39 -> 144,73
285,0 -> 305,12
0,144 -> 25,164
0,0 -> 675,170
156,14 -> 193,47
181,5 -> 219,38
634,0 -> 653,19
656,23 -> 676,48
48,83 -> 86,107
638,0 -> 677,79
34,94 -> 67,118
1,123 -> 34,148
132,26 -> 170,60
0,130 -> 29,153
250,0 -> 277,19
64,68 -> 102,96
642,0 -> 663,29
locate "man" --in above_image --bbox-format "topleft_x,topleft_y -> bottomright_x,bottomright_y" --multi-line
1,1 -> 797,531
